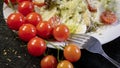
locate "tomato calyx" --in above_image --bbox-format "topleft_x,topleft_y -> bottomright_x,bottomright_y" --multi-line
4,0 -> 16,10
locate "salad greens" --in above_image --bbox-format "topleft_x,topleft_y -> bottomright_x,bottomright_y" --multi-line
37,0 -> 117,34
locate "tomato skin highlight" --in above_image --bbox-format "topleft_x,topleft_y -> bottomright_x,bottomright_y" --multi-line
7,12 -> 25,30
63,44 -> 81,62
100,11 -> 117,24
57,60 -> 74,68
41,55 -> 57,68
27,37 -> 46,57
36,21 -> 53,39
53,24 -> 69,41
26,12 -> 43,26
18,1 -> 34,16
18,24 -> 37,42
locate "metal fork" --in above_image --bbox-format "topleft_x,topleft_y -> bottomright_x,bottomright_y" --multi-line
68,34 -> 120,68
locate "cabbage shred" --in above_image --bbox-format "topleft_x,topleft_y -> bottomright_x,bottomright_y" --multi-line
37,0 -> 117,34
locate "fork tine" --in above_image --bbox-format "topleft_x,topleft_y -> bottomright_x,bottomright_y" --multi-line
71,34 -> 90,39
68,38 -> 85,45
68,34 -> 90,45
68,37 -> 87,43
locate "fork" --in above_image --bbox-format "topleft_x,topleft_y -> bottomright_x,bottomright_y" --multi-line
68,34 -> 120,68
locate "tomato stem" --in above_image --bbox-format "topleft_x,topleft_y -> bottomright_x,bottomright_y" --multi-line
45,41 -> 63,62
8,0 -> 15,10
57,48 -> 60,62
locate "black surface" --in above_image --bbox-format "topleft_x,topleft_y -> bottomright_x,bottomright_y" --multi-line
0,1 -> 120,68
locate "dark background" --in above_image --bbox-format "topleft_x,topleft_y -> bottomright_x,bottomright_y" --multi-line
0,1 -> 120,68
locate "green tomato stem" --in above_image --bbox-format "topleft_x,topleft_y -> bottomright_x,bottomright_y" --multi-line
8,0 -> 15,11
45,41 -> 63,62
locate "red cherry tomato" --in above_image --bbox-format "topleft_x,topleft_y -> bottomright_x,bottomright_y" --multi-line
7,12 -> 25,30
18,1 -> 34,16
16,0 -> 32,3
4,0 -> 17,5
86,0 -> 97,12
100,10 -> 117,24
57,60 -> 74,68
26,12 -> 42,26
53,24 -> 69,41
41,55 -> 57,68
63,44 -> 81,62
87,4 -> 97,12
48,16 -> 61,28
27,37 -> 46,56
36,21 -> 53,39
18,24 -> 37,42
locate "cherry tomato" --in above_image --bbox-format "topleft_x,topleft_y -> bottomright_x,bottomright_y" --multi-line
16,0 -> 32,3
63,44 -> 81,62
18,24 -> 37,42
41,55 -> 57,68
4,0 -> 17,5
87,4 -> 97,12
27,37 -> 46,56
26,12 -> 42,26
100,10 -> 117,24
57,60 -> 73,68
48,16 -> 61,28
18,1 -> 34,16
7,12 -> 25,30
36,21 -> 53,39
53,24 -> 69,41
86,0 -> 97,12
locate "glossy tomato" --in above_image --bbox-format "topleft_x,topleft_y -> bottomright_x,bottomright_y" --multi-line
53,24 -> 69,41
26,12 -> 42,26
63,44 -> 81,62
18,1 -> 34,16
48,16 -> 61,28
16,0 -> 32,3
27,37 -> 46,56
41,55 -> 57,68
4,0 -> 17,5
7,12 -> 25,30
36,21 -> 53,39
57,60 -> 73,68
100,10 -> 117,24
18,24 -> 36,42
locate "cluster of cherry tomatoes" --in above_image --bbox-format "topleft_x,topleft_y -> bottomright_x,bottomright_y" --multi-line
4,0 -> 82,68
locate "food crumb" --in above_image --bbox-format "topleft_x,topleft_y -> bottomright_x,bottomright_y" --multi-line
33,65 -> 36,68
20,45 -> 26,47
14,51 -> 18,55
3,52 -> 7,55
17,56 -> 21,58
6,64 -> 8,65
5,37 -> 8,40
7,58 -> 12,62
12,49 -> 15,53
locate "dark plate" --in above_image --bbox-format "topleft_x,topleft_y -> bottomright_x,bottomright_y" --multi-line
0,1 -> 120,68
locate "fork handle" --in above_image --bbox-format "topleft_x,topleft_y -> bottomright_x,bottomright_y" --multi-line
101,52 -> 120,68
